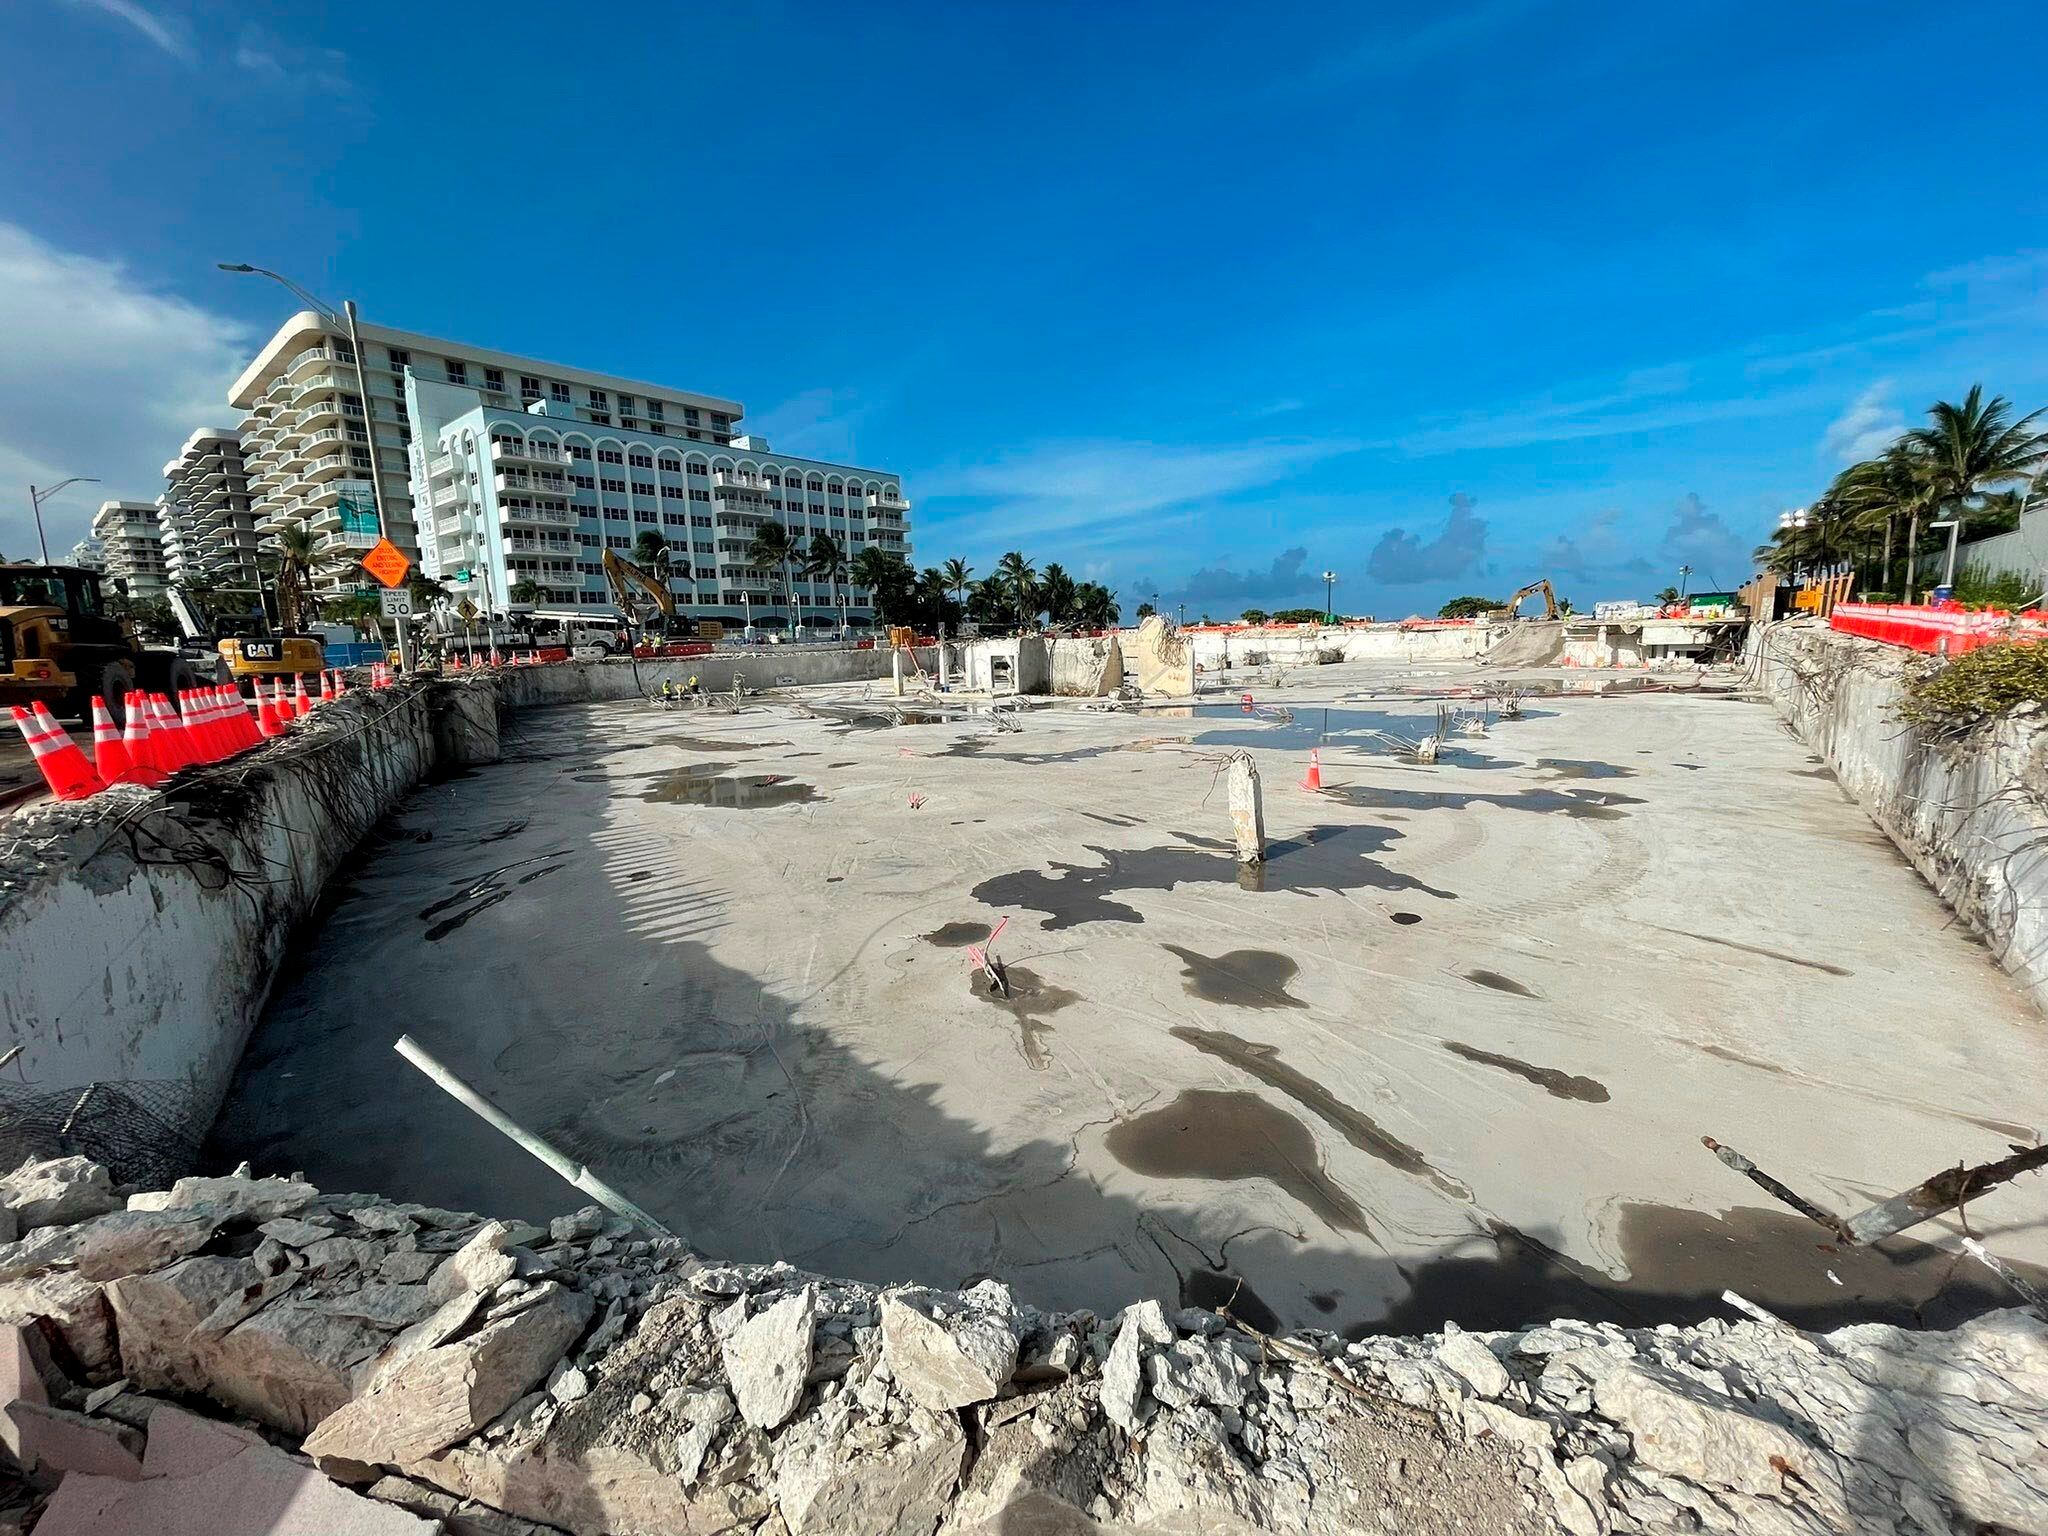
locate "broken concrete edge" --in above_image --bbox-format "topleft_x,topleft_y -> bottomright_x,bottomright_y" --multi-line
0,1156 -> 2040,1536
1748,620 -> 2048,1015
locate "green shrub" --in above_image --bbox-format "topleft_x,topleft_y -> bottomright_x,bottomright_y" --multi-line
1898,639 -> 2048,730
1950,565 -> 2039,612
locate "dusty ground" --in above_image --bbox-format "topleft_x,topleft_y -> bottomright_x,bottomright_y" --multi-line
214,659 -> 2048,1337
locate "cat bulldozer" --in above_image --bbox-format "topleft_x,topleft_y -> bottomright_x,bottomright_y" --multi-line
0,562 -> 215,725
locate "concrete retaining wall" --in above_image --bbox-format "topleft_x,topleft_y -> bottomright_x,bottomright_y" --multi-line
1749,620 -> 2048,1014
1162,623 -> 1495,671
0,686 -> 441,1127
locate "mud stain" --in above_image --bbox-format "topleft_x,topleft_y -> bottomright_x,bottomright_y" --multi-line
1162,945 -> 1307,1009
1536,758 -> 1635,780
1330,783 -> 1642,822
1365,1207 -> 2048,1334
1793,767 -> 1836,779
1697,1043 -> 1786,1075
924,921 -> 990,948
653,733 -> 791,753
1647,924 -> 1851,976
1677,763 -> 1705,771
1465,969 -> 1538,999
1308,1291 -> 1340,1314
477,819 -> 529,844
1443,1041 -> 1609,1103
1106,1089 -> 1369,1235
971,964 -> 1079,1071
641,767 -> 822,809
1389,912 -> 1423,926
515,864 -> 564,885
974,827 -> 1454,930
424,889 -> 510,942
1694,1044 -> 2034,1141
1080,811 -> 1142,827
1170,1028 -> 1470,1200
826,761 -> 857,768
627,871 -> 654,882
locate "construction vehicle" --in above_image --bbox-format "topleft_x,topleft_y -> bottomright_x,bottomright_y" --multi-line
1492,580 -> 1562,621
0,562 -> 213,724
603,548 -> 686,643
170,590 -> 326,692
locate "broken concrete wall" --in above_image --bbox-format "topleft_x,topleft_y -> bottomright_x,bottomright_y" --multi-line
484,645 -> 938,710
959,637 -> 1052,695
1559,626 -> 1650,669
0,688 -> 439,1151
1167,624 -> 1495,673
1750,620 -> 2048,1015
1126,616 -> 1196,697
0,1159 -> 2038,1536
1046,635 -> 1122,696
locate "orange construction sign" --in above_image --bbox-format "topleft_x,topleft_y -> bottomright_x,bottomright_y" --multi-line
362,537 -> 412,590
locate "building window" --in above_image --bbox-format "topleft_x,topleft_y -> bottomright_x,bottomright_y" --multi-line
550,382 -> 571,402
573,473 -> 596,490
628,451 -> 653,469
606,535 -> 630,549
566,442 -> 592,461
597,448 -> 624,465
601,477 -> 626,493
687,461 -> 709,478
648,400 -> 665,420
660,484 -> 684,499
617,394 -> 634,413
632,481 -> 656,496
445,360 -> 466,385
683,407 -> 700,425
484,367 -> 505,392
634,510 -> 656,524
662,512 -> 687,526
520,375 -> 541,400
689,488 -> 710,503
710,414 -> 731,431
388,348 -> 410,370
588,389 -> 608,407
691,515 -> 712,529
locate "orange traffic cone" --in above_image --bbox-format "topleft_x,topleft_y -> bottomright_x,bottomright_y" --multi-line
233,686 -> 261,749
16,705 -> 103,800
293,674 -> 310,717
179,691 -> 218,763
334,669 -> 349,696
1300,748 -> 1324,792
275,678 -> 297,722
153,694 -> 194,770
256,680 -> 282,738
88,696 -> 131,785
319,671 -> 335,704
118,697 -> 164,786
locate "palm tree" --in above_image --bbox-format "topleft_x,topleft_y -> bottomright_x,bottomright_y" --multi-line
940,558 -> 973,607
1907,385 -> 2048,539
748,520 -> 796,629
1077,582 -> 1120,629
632,528 -> 671,569
1038,563 -> 1079,628
804,532 -> 848,633
994,551 -> 1038,629
508,578 -> 542,606
268,524 -> 337,632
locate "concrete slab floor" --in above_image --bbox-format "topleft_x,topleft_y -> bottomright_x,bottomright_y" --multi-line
212,660 -> 2048,1337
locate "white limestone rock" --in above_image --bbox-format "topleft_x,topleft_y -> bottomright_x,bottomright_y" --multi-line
1145,1337 -> 1253,1410
879,1292 -> 1019,1412
1437,1329 -> 1513,1399
720,1285 -> 814,1431
129,1174 -> 317,1224
1100,1299 -> 1174,1434
0,1157 -> 119,1229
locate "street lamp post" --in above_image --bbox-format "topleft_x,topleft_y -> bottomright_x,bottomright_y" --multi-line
1321,569 -> 1338,625
1930,520 -> 1963,594
1678,564 -> 1693,602
28,478 -> 100,564
217,262 -> 411,671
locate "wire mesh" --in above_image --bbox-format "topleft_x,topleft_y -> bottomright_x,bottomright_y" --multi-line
0,1080 -> 207,1190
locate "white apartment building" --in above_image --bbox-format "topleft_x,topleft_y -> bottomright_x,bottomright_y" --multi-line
89,501 -> 170,599
227,313 -> 763,592
68,537 -> 107,572
405,373 -> 911,629
159,428 -> 259,588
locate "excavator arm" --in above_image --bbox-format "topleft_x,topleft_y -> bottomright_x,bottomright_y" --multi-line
602,548 -> 678,637
1503,580 -> 1560,620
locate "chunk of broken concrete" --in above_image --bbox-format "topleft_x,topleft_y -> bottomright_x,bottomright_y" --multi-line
0,1157 -> 119,1229
426,1221 -> 521,1304
1145,1336 -> 1253,1410
129,1174 -> 317,1224
1436,1329 -> 1512,1399
0,1270 -> 116,1381
1101,1298 -> 1175,1433
0,1208 -> 218,1284
34,1405 -> 437,1536
303,1283 -> 592,1468
771,1400 -> 968,1535
720,1286 -> 815,1432
8,1399 -> 145,1485
879,1292 -> 1019,1411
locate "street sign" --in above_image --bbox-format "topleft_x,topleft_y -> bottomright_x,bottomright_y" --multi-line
454,568 -> 473,584
362,538 -> 412,590
380,588 -> 415,619
456,597 -> 479,623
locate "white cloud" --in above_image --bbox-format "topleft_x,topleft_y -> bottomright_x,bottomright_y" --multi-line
0,222 -> 251,559
62,0 -> 188,59
1821,382 -> 1904,464
1367,492 -> 1490,584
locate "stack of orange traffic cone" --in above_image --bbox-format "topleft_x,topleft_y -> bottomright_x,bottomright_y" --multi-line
118,698 -> 163,786
13,705 -> 103,801
179,691 -> 219,763
232,686 -> 261,749
156,694 -> 197,770
88,697 -> 132,786
1300,748 -> 1324,792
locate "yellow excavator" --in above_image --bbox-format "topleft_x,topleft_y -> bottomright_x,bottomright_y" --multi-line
602,548 -> 681,642
1493,580 -> 1561,621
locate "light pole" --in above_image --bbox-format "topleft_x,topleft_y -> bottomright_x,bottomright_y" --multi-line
28,478 -> 99,564
1929,520 -> 1962,595
1321,569 -> 1338,625
1678,564 -> 1693,602
217,262 -> 411,671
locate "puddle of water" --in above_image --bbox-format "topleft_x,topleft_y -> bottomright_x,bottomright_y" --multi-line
970,963 -> 1078,1071
424,889 -> 509,942
1187,703 -> 1541,757
515,864 -> 563,885
1330,783 -> 1643,822
641,768 -> 822,809
1105,1088 -> 1369,1235
1389,912 -> 1423,926
973,827 -> 1454,930
1169,1027 -> 1470,1200
653,734 -> 792,753
477,819 -> 528,844
1536,758 -> 1635,780
1465,969 -> 1538,999
924,921 -> 990,948
1443,1041 -> 1608,1102
1647,925 -> 1851,976
1162,945 -> 1306,1009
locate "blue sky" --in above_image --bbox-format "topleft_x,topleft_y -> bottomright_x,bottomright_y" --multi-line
3,0 -> 2046,616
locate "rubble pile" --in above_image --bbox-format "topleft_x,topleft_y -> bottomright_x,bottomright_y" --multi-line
0,1155 -> 2039,1534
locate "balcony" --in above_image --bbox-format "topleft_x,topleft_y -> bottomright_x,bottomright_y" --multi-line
285,343 -> 351,377
430,483 -> 466,509
867,492 -> 911,513
292,371 -> 349,402
495,470 -> 573,497
504,535 -> 577,556
319,530 -> 381,553
490,439 -> 567,467
500,504 -> 574,529
426,451 -> 458,482
713,471 -> 771,497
